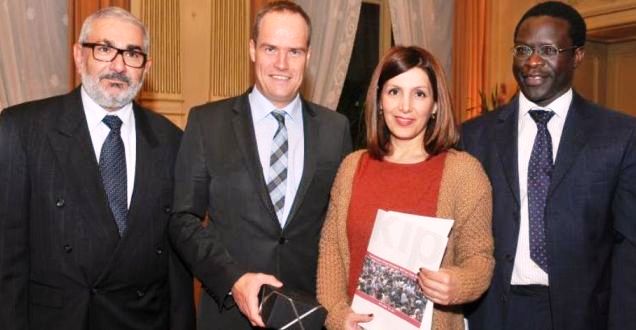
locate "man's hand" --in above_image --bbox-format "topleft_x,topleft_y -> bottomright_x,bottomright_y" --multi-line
418,267 -> 459,305
231,272 -> 283,327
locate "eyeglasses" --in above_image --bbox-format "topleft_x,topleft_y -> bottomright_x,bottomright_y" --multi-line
512,44 -> 579,60
81,43 -> 147,68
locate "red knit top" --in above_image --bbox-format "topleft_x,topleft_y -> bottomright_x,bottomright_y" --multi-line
346,151 -> 447,297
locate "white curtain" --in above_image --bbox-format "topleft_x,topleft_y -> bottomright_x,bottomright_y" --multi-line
0,0 -> 68,110
296,0 -> 362,110
388,0 -> 454,84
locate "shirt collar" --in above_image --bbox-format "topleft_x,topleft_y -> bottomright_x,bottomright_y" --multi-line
518,88 -> 572,120
249,86 -> 302,123
81,86 -> 134,129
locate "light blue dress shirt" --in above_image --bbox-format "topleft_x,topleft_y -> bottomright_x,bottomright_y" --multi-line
249,87 -> 305,227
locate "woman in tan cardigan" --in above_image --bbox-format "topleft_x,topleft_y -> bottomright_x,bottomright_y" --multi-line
316,46 -> 494,330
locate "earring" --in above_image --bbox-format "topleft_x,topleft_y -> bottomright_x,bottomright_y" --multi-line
431,112 -> 437,120
378,106 -> 383,116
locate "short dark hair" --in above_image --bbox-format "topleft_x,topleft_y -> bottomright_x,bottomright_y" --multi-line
514,1 -> 587,47
251,0 -> 312,46
365,46 -> 458,160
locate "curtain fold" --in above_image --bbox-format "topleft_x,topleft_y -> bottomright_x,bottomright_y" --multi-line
388,0 -> 454,86
452,0 -> 489,122
0,1 -> 69,109
296,0 -> 362,110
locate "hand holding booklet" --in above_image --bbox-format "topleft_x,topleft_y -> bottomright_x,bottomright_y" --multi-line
351,209 -> 454,330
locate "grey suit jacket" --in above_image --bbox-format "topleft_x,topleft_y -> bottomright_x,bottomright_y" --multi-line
169,91 -> 352,329
460,92 -> 636,330
0,88 -> 195,330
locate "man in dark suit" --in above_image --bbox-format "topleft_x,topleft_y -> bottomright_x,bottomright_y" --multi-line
169,1 -> 352,329
461,2 -> 636,330
0,7 -> 194,330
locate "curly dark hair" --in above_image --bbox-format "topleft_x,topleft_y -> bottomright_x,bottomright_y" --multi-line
514,1 -> 586,47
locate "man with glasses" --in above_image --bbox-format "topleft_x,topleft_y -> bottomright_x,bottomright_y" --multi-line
461,2 -> 636,330
0,7 -> 194,330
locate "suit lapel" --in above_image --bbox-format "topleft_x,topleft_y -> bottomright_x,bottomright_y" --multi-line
47,88 -> 119,284
230,94 -> 321,229
286,99 -> 317,228
495,99 -> 521,207
48,88 -> 120,241
125,103 -> 158,234
231,94 -> 279,225
548,93 -> 592,196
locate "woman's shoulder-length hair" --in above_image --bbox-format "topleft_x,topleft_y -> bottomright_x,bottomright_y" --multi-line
365,46 -> 458,160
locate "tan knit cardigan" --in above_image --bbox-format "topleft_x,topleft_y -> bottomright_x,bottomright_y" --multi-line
316,149 -> 494,330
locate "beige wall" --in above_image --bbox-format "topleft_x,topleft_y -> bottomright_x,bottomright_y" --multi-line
131,0 -> 252,128
573,40 -> 607,105
606,40 -> 636,115
486,0 -> 636,115
485,0 -> 536,101
131,0 -> 636,125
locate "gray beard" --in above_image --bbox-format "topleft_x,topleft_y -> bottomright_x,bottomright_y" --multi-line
81,72 -> 144,109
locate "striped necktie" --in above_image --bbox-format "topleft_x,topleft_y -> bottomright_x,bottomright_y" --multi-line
267,110 -> 288,226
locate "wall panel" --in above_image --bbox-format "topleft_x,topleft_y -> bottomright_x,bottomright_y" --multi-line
133,0 -> 184,126
208,1 -> 251,101
607,40 -> 636,115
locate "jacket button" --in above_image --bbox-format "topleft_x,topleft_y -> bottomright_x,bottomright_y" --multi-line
505,254 -> 513,262
136,290 -> 145,297
501,294 -> 507,302
155,248 -> 163,255
163,205 -> 172,214
63,244 -> 72,253
56,198 -> 65,208
90,288 -> 99,295
278,237 -> 287,245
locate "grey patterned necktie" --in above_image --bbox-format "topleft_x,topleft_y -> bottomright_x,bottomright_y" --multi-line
528,109 -> 555,272
100,115 -> 128,236
267,110 -> 288,226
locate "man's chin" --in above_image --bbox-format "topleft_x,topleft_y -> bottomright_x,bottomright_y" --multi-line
520,86 -> 549,102
92,91 -> 135,109
81,74 -> 143,109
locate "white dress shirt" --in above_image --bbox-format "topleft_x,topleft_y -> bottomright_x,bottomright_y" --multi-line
511,89 -> 572,285
249,87 -> 305,227
81,87 -> 137,208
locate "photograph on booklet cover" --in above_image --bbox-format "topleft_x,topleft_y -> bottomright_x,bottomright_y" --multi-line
351,210 -> 453,330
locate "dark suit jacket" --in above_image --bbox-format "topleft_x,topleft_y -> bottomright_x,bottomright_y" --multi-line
0,88 -> 195,330
460,92 -> 636,330
169,91 -> 352,329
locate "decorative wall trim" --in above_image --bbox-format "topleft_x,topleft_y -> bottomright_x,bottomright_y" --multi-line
208,1 -> 251,100
131,0 -> 184,126
139,0 -> 182,96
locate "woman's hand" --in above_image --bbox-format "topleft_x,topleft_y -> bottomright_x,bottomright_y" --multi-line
344,311 -> 373,330
418,267 -> 459,305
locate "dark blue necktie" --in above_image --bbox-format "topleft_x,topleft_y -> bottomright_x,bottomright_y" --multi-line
528,109 -> 554,272
100,115 -> 128,236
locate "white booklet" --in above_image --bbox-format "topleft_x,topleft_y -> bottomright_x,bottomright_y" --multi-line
351,209 -> 454,330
